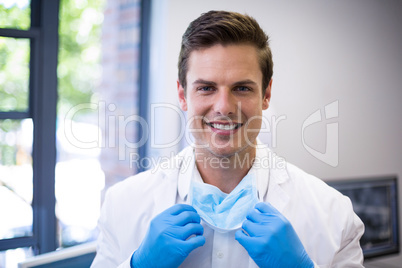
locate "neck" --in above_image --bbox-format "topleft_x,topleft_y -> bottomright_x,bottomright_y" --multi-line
194,146 -> 256,193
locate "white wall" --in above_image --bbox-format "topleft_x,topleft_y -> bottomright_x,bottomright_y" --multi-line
149,0 -> 402,265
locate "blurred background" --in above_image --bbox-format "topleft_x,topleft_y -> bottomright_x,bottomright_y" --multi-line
0,0 -> 401,267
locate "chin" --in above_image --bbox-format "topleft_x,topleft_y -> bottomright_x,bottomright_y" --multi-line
206,144 -> 247,159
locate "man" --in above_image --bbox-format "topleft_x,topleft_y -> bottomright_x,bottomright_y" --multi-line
91,11 -> 364,267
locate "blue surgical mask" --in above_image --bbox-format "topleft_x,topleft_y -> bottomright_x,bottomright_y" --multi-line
190,171 -> 258,233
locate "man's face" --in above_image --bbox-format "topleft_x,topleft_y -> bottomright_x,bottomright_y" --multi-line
177,44 -> 272,158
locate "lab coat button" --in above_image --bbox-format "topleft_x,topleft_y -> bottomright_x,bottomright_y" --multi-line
217,251 -> 224,258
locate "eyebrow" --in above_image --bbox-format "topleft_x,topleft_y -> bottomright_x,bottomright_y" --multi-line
192,79 -> 217,86
192,79 -> 258,87
232,79 -> 258,87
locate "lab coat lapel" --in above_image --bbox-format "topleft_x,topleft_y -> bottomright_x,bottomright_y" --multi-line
266,162 -> 290,213
153,147 -> 194,214
255,143 -> 269,201
152,173 -> 177,214
177,147 -> 195,203
255,145 -> 290,213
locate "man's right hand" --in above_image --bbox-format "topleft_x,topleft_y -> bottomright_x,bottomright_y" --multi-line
131,204 -> 205,268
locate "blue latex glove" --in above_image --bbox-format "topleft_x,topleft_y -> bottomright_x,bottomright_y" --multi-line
131,204 -> 205,268
235,202 -> 314,268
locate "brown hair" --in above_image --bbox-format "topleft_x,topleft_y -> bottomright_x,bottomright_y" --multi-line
178,10 -> 273,94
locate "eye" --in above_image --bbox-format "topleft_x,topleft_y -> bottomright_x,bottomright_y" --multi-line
235,86 -> 251,92
197,86 -> 215,92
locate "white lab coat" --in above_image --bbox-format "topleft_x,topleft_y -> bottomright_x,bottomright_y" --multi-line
91,145 -> 364,268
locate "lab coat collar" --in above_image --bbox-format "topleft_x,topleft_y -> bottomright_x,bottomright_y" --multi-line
176,140 -> 289,205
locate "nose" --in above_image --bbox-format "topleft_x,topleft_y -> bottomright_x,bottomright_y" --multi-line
213,89 -> 237,116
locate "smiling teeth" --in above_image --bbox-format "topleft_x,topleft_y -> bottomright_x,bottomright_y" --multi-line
212,124 -> 237,130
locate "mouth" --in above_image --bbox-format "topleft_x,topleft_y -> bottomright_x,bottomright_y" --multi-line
205,122 -> 243,131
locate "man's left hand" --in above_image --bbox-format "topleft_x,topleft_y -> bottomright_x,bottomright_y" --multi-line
235,202 -> 314,268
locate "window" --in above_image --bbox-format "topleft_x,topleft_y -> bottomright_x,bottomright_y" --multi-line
0,0 -> 150,266
0,0 -> 61,266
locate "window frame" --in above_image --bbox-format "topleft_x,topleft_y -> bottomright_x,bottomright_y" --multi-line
0,0 -> 59,254
138,0 -> 152,171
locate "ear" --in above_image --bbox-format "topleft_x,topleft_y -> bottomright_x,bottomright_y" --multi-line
177,80 -> 188,111
262,79 -> 273,110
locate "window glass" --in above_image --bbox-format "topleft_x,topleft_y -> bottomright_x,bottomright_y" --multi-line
0,119 -> 33,240
0,247 -> 33,268
0,0 -> 30,30
0,37 -> 30,112
56,0 -> 105,247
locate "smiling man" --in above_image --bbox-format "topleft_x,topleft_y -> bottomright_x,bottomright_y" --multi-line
92,11 -> 364,268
